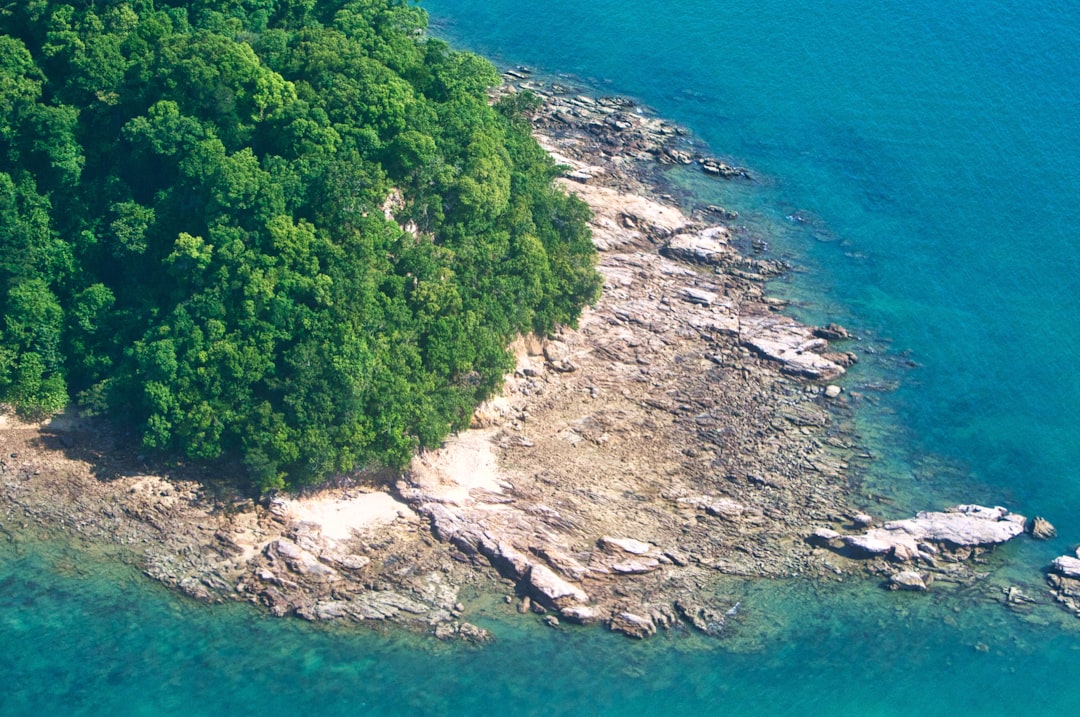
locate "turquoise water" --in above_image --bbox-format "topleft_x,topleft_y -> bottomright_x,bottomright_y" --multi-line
5,0 -> 1080,713
4,540 -> 1080,716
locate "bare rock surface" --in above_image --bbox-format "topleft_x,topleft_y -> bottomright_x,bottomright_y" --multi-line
841,505 -> 1026,563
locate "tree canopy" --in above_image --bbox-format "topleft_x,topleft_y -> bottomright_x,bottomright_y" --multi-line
0,0 -> 601,491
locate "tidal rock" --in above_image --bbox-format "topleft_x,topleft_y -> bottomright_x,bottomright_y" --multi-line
674,600 -> 726,636
1029,516 -> 1057,540
609,611 -> 656,639
844,505 -> 1026,562
807,527 -> 842,547
740,314 -> 846,381
883,505 -> 1026,546
560,605 -> 601,625
813,323 -> 850,341
661,227 -> 731,265
824,385 -> 843,399
888,571 -> 929,591
527,563 -> 589,609
1051,556 -> 1080,579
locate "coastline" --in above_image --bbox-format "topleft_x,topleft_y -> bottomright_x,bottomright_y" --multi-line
1,75 -> 1068,640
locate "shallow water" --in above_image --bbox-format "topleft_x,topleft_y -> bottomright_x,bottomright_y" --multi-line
4,0 -> 1080,713
4,538 -> 1080,716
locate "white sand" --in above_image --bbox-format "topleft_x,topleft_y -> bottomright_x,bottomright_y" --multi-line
408,428 -> 509,506
284,491 -> 417,542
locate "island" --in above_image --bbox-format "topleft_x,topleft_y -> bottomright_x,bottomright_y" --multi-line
0,0 -> 1065,640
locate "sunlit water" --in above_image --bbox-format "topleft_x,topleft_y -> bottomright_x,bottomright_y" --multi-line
4,1 -> 1080,713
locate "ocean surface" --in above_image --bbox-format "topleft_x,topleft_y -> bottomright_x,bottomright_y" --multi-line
4,0 -> 1080,713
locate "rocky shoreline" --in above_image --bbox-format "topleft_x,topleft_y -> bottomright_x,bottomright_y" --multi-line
1,76 -> 1072,640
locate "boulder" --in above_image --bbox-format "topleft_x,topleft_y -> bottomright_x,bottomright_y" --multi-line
1051,556 -> 1080,579
527,564 -> 589,609
661,227 -> 731,265
813,323 -> 850,341
880,505 -> 1026,546
1029,516 -> 1057,540
609,611 -> 656,639
610,558 -> 661,574
807,527 -> 842,547
843,534 -> 896,556
599,536 -> 656,555
888,571 -> 929,591
560,605 -> 602,625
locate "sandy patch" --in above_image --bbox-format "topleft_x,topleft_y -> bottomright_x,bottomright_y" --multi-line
284,490 -> 418,542
408,428 -> 509,506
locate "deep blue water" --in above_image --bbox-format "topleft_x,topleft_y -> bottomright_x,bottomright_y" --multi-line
4,1 -> 1080,713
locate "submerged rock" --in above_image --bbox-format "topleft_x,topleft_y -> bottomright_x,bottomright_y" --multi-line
888,570 -> 930,591
609,612 -> 656,639
527,564 -> 589,609
1028,516 -> 1057,540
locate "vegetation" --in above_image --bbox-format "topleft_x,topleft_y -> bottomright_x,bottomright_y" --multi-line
0,0 -> 600,490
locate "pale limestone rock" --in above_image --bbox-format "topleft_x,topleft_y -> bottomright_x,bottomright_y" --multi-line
682,287 -> 718,306
1052,556 -> 1080,579
609,612 -> 656,639
527,564 -> 589,609
600,536 -> 655,555
740,313 -> 845,381
610,558 -> 661,574
560,605 -> 601,625
881,505 -> 1026,546
889,571 -> 929,591
662,227 -> 731,265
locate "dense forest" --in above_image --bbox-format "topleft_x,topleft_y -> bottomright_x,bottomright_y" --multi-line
0,0 -> 601,490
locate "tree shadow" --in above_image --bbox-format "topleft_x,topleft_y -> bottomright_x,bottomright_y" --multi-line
31,409 -> 258,505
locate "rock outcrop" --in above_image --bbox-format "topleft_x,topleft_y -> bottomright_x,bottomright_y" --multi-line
841,505 -> 1026,563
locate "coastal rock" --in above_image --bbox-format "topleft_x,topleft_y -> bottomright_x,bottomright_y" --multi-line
610,558 -> 661,574
807,527 -> 842,547
888,571 -> 929,591
682,287 -> 719,306
267,539 -> 340,581
609,612 -> 657,639
740,313 -> 846,381
527,564 -> 589,609
560,605 -> 602,625
843,505 -> 1026,562
1029,516 -> 1057,540
1051,556 -> 1080,579
882,505 -> 1026,546
599,536 -> 656,555
661,227 -> 731,265
813,323 -> 850,341
350,591 -> 430,620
